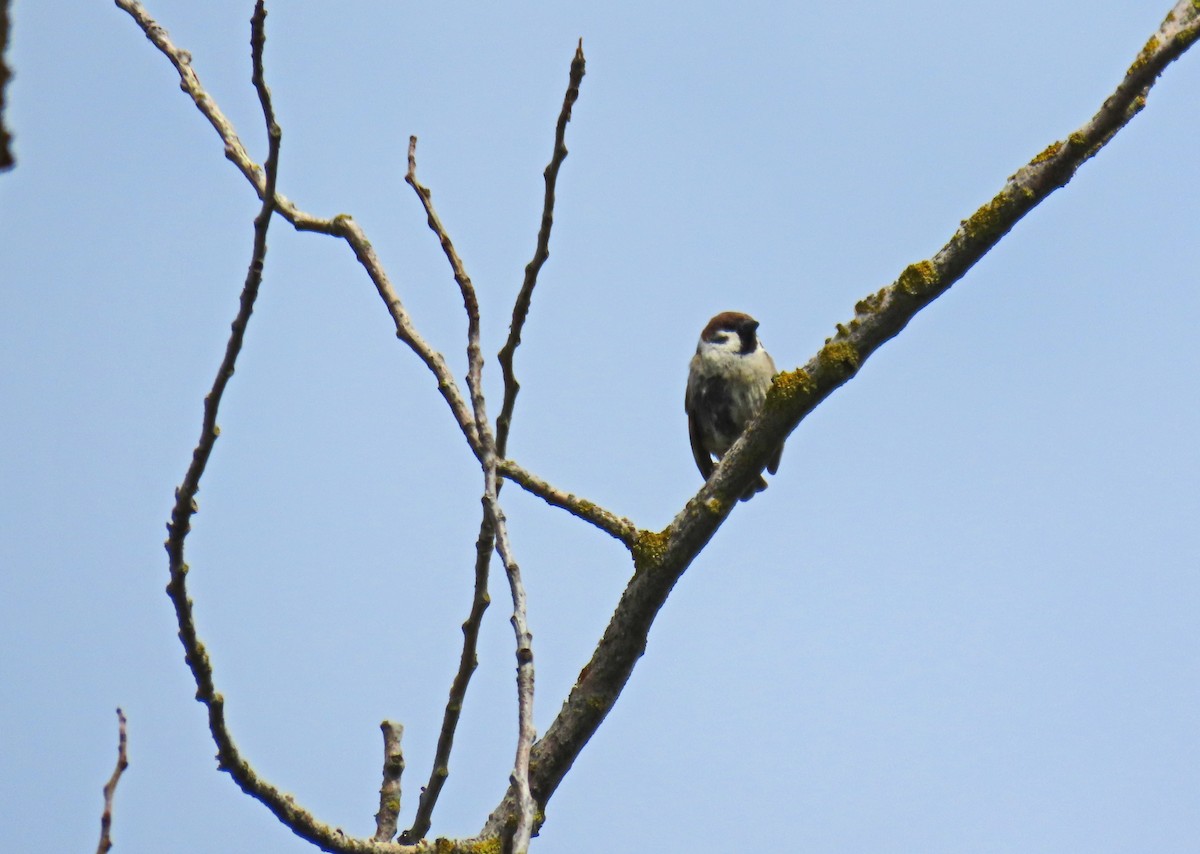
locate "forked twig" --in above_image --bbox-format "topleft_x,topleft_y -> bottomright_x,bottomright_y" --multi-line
114,0 -> 482,457
403,137 -> 538,853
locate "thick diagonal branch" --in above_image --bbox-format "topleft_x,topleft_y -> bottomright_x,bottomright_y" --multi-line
483,1 -> 1200,835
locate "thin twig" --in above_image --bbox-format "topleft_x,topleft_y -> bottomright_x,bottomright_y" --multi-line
400,516 -> 492,845
487,480 -> 536,854
95,708 -> 129,854
373,722 -> 405,842
498,458 -> 639,547
481,1 -> 1200,836
405,53 -> 588,839
114,0 -> 481,458
399,138 -> 495,843
495,40 -> 586,458
402,136 -> 538,853
0,0 -> 14,171
404,137 -> 488,438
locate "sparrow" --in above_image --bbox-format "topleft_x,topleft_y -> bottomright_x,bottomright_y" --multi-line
685,311 -> 782,500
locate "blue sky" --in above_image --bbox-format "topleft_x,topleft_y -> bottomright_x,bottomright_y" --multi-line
2,1 -> 1198,852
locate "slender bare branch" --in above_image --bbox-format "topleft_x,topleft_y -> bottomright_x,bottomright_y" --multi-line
486,471 -> 537,854
483,1 -> 1200,835
402,133 -> 537,852
95,708 -> 129,854
399,138 -> 495,842
373,722 -> 405,842
405,136 -> 488,438
495,40 -> 586,458
0,0 -> 13,172
400,517 -> 493,844
405,58 -> 595,840
152,6 -> 377,851
498,458 -> 639,547
114,0 -> 481,458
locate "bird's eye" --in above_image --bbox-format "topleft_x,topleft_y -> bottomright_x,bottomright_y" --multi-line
714,333 -> 729,343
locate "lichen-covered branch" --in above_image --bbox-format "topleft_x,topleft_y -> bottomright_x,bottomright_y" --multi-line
95,708 -> 129,854
482,1 -> 1200,835
498,458 -> 639,547
373,722 -> 405,842
495,40 -> 586,458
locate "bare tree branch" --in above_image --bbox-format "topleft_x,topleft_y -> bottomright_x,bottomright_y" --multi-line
117,3 -> 575,849
482,0 -> 1200,835
400,518 -> 492,845
495,40 -> 586,459
0,0 -> 13,171
405,137 -> 488,438
498,458 -> 639,547
114,0 -> 482,458
151,5 -> 376,852
486,473 -> 536,854
399,138 -> 495,843
373,722 -> 405,842
95,708 -> 129,854
403,135 -> 538,854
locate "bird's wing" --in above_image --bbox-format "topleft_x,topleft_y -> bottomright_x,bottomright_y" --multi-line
687,408 -> 714,479
685,358 -> 715,479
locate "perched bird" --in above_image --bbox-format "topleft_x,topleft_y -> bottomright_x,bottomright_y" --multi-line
685,311 -> 782,500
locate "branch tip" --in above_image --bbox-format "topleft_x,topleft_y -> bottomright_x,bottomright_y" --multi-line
95,708 -> 129,854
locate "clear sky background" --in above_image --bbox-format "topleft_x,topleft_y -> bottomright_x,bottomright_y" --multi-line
2,2 -> 1198,852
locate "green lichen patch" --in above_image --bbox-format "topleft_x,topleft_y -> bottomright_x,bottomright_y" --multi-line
818,340 -> 860,373
632,529 -> 669,571
897,260 -> 938,296
771,368 -> 816,399
1128,36 -> 1160,74
855,288 -> 887,316
961,193 -> 1010,242
432,836 -> 504,854
1031,140 -> 1064,165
